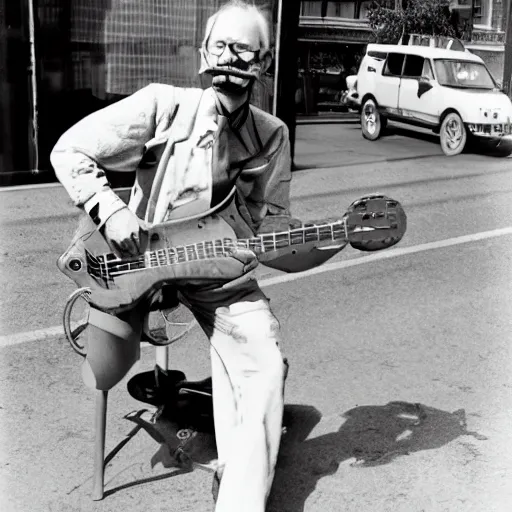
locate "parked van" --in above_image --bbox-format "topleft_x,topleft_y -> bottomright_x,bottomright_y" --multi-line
356,43 -> 512,156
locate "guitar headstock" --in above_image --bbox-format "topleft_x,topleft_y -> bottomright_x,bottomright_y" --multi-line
344,194 -> 407,251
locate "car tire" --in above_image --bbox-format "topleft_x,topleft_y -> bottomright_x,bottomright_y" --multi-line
440,112 -> 467,156
361,98 -> 386,141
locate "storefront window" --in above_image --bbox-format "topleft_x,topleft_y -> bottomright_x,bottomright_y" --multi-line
32,0 -> 276,180
300,1 -> 395,21
301,1 -> 357,19
473,0 -> 492,28
296,42 -> 366,115
358,1 -> 374,19
0,0 -> 32,182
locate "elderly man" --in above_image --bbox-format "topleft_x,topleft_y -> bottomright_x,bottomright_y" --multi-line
52,1 -> 344,510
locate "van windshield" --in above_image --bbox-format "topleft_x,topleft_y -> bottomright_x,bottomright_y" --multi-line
434,59 -> 496,89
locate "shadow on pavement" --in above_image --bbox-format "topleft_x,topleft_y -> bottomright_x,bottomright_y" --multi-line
384,125 -> 440,146
95,400 -> 486,506
103,467 -> 192,499
268,402 -> 487,512
101,403 -> 217,499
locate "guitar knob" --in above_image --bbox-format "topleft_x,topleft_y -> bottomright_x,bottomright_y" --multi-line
68,258 -> 83,272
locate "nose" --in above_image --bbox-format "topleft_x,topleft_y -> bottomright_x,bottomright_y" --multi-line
217,45 -> 237,65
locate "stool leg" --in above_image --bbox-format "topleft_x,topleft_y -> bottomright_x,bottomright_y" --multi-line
155,346 -> 169,371
92,389 -> 108,501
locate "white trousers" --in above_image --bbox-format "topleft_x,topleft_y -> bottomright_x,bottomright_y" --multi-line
83,281 -> 286,511
181,283 -> 286,512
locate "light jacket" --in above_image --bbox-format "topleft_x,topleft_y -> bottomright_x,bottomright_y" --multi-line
50,84 -> 292,234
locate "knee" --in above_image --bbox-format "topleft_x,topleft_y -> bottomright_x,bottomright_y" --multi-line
258,343 -> 287,387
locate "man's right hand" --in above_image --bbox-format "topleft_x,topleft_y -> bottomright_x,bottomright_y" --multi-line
103,208 -> 147,257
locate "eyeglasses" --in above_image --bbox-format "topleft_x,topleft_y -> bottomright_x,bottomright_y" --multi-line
207,41 -> 260,59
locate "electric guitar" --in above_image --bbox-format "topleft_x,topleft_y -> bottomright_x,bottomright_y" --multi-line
58,193 -> 406,314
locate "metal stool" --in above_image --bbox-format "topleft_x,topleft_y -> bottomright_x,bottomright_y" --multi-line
63,288 -> 197,500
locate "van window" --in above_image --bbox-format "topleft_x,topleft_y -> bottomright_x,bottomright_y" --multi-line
383,53 -> 406,76
402,55 -> 425,77
422,59 -> 435,80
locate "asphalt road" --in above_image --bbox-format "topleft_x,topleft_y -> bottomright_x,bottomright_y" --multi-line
1,121 -> 512,512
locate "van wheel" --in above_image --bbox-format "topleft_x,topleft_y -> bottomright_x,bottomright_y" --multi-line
361,98 -> 386,141
440,112 -> 467,156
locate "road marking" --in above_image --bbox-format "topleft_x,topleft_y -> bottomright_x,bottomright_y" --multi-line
0,326 -> 66,347
0,183 -> 133,193
259,225 -> 512,288
1,226 -> 512,348
0,182 -> 61,192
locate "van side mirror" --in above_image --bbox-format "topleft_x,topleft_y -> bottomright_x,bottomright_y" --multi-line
417,78 -> 433,98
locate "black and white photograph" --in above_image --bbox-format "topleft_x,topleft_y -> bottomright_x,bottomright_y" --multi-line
0,0 -> 511,511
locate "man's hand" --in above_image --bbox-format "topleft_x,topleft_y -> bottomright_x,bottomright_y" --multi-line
103,208 -> 147,257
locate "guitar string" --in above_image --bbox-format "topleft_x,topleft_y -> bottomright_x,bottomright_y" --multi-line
90,221 -> 347,280
106,226 -> 346,272
94,234 -> 348,279
93,224 -> 348,279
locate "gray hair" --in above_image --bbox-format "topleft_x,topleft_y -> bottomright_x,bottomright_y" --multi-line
202,1 -> 273,59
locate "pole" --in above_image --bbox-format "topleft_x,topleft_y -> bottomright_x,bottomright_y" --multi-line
27,0 -> 39,172
273,0 -> 301,162
92,390 -> 108,500
272,0 -> 283,118
503,0 -> 512,96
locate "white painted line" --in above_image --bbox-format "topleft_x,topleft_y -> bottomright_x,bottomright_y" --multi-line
0,183 -> 132,193
0,325 -> 65,347
259,225 -> 512,288
0,182 -> 62,192
1,225 -> 512,348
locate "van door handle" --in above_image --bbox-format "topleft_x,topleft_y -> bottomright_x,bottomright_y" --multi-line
367,66 -> 376,73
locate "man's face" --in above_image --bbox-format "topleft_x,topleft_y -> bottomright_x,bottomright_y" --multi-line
201,8 -> 267,95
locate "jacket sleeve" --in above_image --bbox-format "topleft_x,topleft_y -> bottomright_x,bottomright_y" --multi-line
50,83 -> 177,227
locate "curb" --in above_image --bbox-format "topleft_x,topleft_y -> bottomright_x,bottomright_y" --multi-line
296,113 -> 359,125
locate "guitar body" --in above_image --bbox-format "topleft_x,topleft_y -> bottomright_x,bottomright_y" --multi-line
58,193 -> 407,314
58,214 -> 253,313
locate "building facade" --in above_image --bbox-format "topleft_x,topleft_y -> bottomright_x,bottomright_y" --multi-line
0,0 -> 508,181
466,0 -> 508,79
296,0 -> 509,115
0,0 -> 276,184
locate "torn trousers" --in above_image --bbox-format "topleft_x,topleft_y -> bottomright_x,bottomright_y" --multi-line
83,278 -> 287,512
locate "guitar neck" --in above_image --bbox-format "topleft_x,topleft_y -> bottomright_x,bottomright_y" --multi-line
91,219 -> 348,280
144,219 -> 347,267
251,220 -> 347,253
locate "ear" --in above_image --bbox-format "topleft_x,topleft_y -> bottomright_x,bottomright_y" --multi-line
259,51 -> 273,74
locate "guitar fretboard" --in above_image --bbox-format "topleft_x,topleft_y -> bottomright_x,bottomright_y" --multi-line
86,220 -> 347,282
